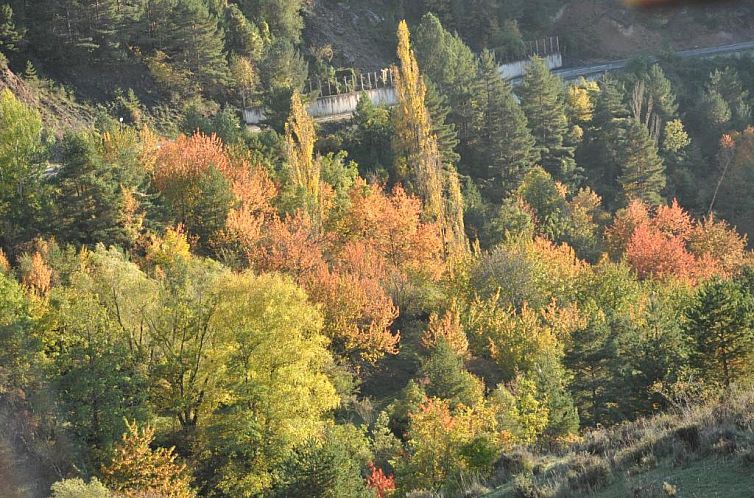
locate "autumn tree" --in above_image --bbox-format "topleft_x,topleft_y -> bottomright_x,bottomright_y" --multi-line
101,421 -> 195,498
195,273 -> 339,497
392,20 -> 466,253
284,90 -> 322,226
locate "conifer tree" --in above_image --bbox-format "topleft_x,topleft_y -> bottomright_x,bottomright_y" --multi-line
578,77 -> 630,208
424,78 -> 460,167
0,4 -> 24,54
618,119 -> 666,206
644,64 -> 678,121
518,56 -> 580,187
51,132 -> 128,246
473,50 -> 538,198
684,279 -> 754,387
170,0 -> 231,94
413,13 -> 478,144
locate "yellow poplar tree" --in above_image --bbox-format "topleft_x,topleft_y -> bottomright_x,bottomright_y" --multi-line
285,90 -> 322,227
392,20 -> 466,255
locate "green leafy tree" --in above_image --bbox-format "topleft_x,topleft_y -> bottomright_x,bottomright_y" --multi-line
0,89 -> 45,251
195,272 -> 339,497
0,271 -> 37,394
684,278 -> 754,387
44,277 -> 150,459
50,478 -> 112,498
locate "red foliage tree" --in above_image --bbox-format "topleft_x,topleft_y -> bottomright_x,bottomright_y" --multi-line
367,462 -> 396,498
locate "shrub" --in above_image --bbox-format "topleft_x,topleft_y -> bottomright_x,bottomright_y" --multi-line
497,449 -> 536,479
564,456 -> 611,494
673,424 -> 701,451
512,473 -> 541,498
50,478 -> 112,498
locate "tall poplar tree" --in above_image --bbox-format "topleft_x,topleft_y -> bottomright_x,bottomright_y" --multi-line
392,20 -> 466,254
392,19 -> 446,223
285,90 -> 321,226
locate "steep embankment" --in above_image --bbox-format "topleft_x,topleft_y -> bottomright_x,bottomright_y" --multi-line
0,64 -> 94,132
486,391 -> 754,497
304,0 -> 754,69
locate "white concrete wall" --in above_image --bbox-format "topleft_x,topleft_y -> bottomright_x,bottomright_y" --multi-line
498,53 -> 563,80
243,87 -> 398,125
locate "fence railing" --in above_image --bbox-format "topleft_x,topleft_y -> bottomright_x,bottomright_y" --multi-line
305,68 -> 395,98
494,36 -> 561,64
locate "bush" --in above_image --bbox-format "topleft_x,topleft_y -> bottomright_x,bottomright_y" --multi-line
497,449 -> 536,478
50,478 -> 112,498
673,424 -> 701,451
512,473 -> 541,498
564,455 -> 611,494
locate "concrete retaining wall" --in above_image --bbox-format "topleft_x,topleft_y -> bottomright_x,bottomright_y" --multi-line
244,87 -> 397,125
499,53 -> 563,80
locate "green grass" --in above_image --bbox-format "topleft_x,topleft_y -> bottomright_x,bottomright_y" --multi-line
597,457 -> 754,498
485,457 -> 754,498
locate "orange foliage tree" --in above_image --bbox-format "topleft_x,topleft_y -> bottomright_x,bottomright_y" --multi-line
608,199 -> 746,283
152,132 -> 276,250
337,179 -> 444,281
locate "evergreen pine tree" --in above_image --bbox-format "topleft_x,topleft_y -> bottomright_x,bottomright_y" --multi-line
644,64 -> 678,121
169,0 -> 231,95
519,56 -> 580,187
424,78 -> 460,167
51,132 -> 127,246
684,279 -> 754,387
413,13 -> 478,146
420,338 -> 482,408
577,76 -> 630,208
473,50 -> 538,199
0,4 -> 24,54
618,119 -> 666,206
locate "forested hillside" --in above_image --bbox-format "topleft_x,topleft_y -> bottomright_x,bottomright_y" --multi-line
1,1 -> 754,497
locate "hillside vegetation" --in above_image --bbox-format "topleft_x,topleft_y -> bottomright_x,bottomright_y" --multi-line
487,390 -> 754,498
3,1 -> 754,498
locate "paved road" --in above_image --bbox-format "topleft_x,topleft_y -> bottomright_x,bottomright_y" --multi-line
513,40 -> 754,83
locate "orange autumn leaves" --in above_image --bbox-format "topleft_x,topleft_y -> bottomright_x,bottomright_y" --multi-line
607,199 -> 747,283
150,132 -> 445,365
